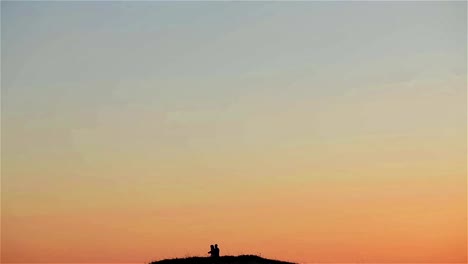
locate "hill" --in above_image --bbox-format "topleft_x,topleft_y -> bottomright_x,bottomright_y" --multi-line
149,255 -> 296,264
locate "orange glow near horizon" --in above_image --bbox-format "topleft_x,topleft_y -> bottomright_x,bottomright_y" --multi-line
3,168 -> 466,263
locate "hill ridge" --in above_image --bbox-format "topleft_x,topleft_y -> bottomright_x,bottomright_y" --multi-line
149,254 -> 296,264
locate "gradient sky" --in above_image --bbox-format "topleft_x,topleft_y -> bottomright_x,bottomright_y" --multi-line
1,1 -> 467,263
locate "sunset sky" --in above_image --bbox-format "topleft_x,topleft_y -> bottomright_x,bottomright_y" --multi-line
1,1 -> 467,263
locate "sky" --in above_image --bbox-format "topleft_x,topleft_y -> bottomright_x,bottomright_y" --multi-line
1,1 -> 467,263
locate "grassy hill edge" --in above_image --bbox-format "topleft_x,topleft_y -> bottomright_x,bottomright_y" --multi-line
149,255 -> 296,264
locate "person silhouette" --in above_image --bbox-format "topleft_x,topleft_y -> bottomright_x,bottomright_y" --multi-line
214,244 -> 220,257
208,245 -> 215,257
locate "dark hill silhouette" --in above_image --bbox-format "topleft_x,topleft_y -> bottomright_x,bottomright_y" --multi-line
149,255 -> 296,264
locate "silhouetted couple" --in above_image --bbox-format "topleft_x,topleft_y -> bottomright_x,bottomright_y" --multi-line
208,244 -> 220,257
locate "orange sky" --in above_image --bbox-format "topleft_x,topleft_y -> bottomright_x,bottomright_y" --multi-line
2,1 -> 467,263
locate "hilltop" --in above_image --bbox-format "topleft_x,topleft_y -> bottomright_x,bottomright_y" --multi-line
149,255 -> 296,264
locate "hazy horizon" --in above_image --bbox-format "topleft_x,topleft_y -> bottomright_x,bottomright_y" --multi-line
2,1 -> 466,263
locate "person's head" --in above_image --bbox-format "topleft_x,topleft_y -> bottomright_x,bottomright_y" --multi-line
210,245 -> 214,249
215,244 -> 218,248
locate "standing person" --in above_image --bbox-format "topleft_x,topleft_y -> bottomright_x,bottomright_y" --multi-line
208,245 -> 215,257
214,244 -> 220,257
